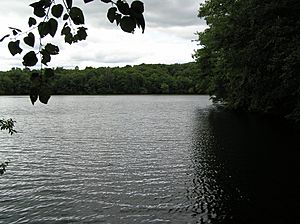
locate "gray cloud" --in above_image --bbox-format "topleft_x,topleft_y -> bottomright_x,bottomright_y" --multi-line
145,0 -> 206,28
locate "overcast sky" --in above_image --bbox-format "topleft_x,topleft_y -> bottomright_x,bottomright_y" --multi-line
0,0 -> 207,71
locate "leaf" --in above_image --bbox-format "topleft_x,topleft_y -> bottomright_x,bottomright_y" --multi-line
101,0 -> 111,3
31,3 -> 46,18
70,7 -> 85,25
66,0 -> 73,9
107,7 -> 117,23
61,26 -> 71,35
23,51 -> 38,67
48,18 -> 58,37
38,22 -> 49,38
8,40 -> 23,56
24,32 -> 35,47
41,49 -> 51,65
115,13 -> 122,25
117,0 -> 130,15
84,0 -> 94,3
39,85 -> 51,104
77,27 -> 88,41
120,16 -> 136,33
131,11 -> 145,33
30,87 -> 39,105
0,34 -> 9,42
45,43 -> 59,55
63,14 -> 69,20
42,0 -> 52,8
51,4 -> 64,18
131,1 -> 144,14
65,33 -> 74,44
28,17 -> 37,27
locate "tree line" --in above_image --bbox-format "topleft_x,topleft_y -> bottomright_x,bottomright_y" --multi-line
0,62 -> 208,95
194,0 -> 300,122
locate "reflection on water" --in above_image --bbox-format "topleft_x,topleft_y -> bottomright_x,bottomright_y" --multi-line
189,107 -> 300,223
0,96 -> 299,224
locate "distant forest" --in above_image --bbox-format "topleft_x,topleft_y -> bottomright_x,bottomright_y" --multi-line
0,62 -> 208,95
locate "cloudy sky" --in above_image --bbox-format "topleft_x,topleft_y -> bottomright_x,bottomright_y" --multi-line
0,0 -> 207,71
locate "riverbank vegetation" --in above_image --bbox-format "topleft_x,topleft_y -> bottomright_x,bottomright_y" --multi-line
194,0 -> 300,121
0,62 -> 208,95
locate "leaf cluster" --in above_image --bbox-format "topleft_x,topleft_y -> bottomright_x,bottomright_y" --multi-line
2,0 -> 145,69
107,0 -> 145,33
0,118 -> 17,135
0,161 -> 9,175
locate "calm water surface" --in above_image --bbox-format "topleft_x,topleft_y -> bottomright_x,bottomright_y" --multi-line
0,96 -> 299,224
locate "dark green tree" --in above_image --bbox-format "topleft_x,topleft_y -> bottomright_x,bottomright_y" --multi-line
194,0 -> 300,121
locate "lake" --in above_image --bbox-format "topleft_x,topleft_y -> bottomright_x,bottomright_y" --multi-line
0,95 -> 299,223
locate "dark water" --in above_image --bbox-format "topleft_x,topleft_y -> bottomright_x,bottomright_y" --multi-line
0,96 -> 299,224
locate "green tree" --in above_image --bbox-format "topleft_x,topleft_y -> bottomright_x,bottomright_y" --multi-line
194,0 -> 300,121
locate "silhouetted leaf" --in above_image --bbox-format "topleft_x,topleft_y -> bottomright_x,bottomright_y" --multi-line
70,7 -> 85,25
39,85 -> 51,104
84,0 -> 94,3
120,16 -> 136,33
61,25 -> 71,35
48,18 -> 58,37
8,40 -> 23,56
38,22 -> 49,38
30,2 -> 46,18
77,27 -> 88,40
30,87 -> 39,105
62,14 -> 69,20
107,7 -> 117,23
41,0 -> 52,8
65,33 -> 74,44
45,43 -> 59,55
131,11 -> 145,33
28,17 -> 37,27
66,0 -> 73,9
41,49 -> 51,65
115,13 -> 122,25
51,4 -> 64,18
131,1 -> 144,14
101,0 -> 111,3
23,51 -> 38,67
24,32 -> 35,47
117,0 -> 130,15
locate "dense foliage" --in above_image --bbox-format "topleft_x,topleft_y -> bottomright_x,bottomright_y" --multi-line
0,63 -> 208,96
194,0 -> 300,121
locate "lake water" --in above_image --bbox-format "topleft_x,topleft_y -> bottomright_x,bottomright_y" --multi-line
0,95 -> 299,224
